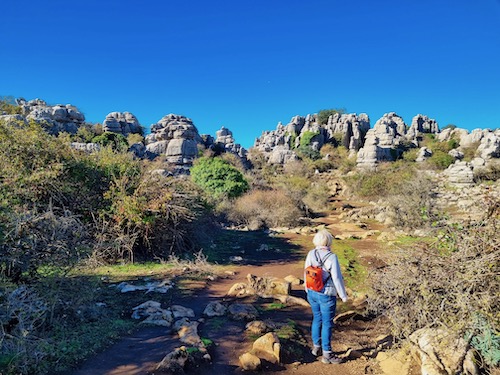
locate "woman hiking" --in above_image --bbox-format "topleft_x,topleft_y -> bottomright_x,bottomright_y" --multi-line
304,229 -> 348,364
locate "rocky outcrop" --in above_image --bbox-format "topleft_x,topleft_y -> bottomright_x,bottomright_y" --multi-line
407,114 -> 439,138
16,98 -> 85,135
252,112 -> 370,164
357,113 -> 441,169
214,127 -> 246,155
145,114 -> 203,170
102,112 -> 142,136
145,115 -> 248,171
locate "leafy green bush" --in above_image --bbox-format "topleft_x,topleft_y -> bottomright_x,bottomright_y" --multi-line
426,150 -> 455,170
297,131 -> 321,160
317,108 -> 347,124
190,157 -> 249,199
92,132 -> 128,151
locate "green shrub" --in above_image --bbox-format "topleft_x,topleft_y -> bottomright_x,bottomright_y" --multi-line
317,108 -> 347,124
190,157 -> 249,199
92,132 -> 128,151
0,96 -> 22,115
426,150 -> 454,170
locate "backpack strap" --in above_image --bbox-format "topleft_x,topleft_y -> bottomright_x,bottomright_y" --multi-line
314,249 -> 333,285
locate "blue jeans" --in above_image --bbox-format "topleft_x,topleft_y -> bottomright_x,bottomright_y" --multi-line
307,290 -> 337,352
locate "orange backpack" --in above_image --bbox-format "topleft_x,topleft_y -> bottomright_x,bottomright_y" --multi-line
305,250 -> 332,292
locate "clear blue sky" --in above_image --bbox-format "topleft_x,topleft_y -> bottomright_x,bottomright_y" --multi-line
1,0 -> 499,148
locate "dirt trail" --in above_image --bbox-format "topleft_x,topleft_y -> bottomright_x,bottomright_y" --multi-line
73,200 -> 390,375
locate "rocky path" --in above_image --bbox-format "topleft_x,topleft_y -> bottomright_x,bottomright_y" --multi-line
73,200 -> 391,375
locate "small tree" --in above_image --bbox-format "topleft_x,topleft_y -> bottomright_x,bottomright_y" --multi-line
190,157 -> 249,199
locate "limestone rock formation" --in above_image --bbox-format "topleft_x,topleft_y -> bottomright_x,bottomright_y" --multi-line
145,114 -> 203,170
16,98 -> 85,135
252,112 -> 370,164
407,114 -> 439,138
357,113 -> 441,169
102,112 -> 142,136
146,115 -> 248,171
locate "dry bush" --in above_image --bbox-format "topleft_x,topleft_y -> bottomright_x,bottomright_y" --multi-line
344,163 -> 438,229
0,207 -> 90,281
384,174 -> 438,229
369,209 -> 499,367
165,250 -> 217,276
0,286 -> 47,374
227,189 -> 302,229
302,182 -> 331,213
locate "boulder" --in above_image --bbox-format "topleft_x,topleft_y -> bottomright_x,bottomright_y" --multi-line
284,275 -> 302,286
70,142 -> 101,153
239,352 -> 261,371
252,332 -> 281,364
407,114 -> 439,137
203,302 -> 227,317
477,131 -> 500,159
245,321 -> 272,335
156,347 -> 189,373
228,303 -> 259,321
173,318 -> 202,345
171,305 -> 195,319
409,328 -> 479,375
246,274 -> 291,296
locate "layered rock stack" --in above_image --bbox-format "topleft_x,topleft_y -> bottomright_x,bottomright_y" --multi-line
145,114 -> 203,170
102,112 -> 142,136
214,126 -> 248,160
15,98 -> 85,135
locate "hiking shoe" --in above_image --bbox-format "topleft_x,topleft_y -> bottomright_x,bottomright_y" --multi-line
322,354 -> 342,364
311,346 -> 321,356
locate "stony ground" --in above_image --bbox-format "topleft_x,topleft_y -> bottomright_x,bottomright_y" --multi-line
72,199 -> 407,375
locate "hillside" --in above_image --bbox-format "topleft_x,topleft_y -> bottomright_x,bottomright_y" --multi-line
0,97 -> 498,375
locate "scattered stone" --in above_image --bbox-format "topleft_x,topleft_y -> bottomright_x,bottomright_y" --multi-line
156,347 -> 189,373
171,305 -> 195,319
246,274 -> 291,296
239,352 -> 261,371
173,318 -> 202,345
203,302 -> 227,317
229,256 -> 244,263
226,282 -> 253,297
284,275 -> 302,286
228,303 -> 259,321
131,301 -> 174,327
245,321 -> 271,335
113,280 -> 173,294
334,310 -> 364,323
252,332 -> 281,364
